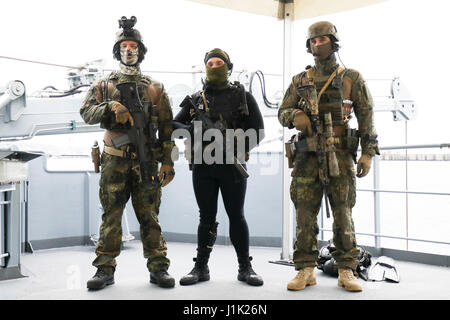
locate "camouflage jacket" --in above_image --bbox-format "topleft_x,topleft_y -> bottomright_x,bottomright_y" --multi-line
80,71 -> 175,166
278,57 -> 379,157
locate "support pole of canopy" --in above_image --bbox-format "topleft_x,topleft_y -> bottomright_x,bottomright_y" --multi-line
280,1 -> 295,262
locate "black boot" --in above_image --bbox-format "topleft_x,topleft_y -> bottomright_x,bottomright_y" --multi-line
87,268 -> 115,290
179,222 -> 217,286
180,256 -> 210,286
237,256 -> 264,286
150,269 -> 175,288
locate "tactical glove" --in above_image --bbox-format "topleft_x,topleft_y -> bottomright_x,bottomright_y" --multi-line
293,110 -> 312,137
111,102 -> 134,126
158,164 -> 175,187
356,154 -> 372,178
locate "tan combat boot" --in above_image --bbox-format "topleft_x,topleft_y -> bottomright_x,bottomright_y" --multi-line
338,268 -> 362,292
287,267 -> 317,291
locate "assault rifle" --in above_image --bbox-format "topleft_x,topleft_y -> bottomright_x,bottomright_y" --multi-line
176,95 -> 249,178
296,84 -> 340,218
116,81 -> 158,183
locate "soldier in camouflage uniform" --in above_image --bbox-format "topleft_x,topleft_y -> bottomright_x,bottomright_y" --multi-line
278,21 -> 379,292
80,16 -> 176,290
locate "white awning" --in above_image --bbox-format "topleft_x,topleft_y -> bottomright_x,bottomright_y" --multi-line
187,0 -> 387,20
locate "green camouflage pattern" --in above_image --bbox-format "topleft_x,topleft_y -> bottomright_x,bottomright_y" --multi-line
80,71 -> 175,274
112,18 -> 147,64
279,54 -> 379,271
307,21 -> 339,41
80,72 -> 175,166
278,56 -> 379,157
93,152 -> 169,273
290,151 -> 359,270
115,28 -> 144,45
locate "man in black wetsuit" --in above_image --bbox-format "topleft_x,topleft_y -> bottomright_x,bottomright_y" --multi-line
173,48 -> 265,286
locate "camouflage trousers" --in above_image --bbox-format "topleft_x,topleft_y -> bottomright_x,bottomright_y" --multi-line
290,150 -> 359,271
93,152 -> 170,274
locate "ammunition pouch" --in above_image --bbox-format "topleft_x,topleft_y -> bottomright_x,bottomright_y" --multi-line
111,133 -> 132,148
293,136 -> 318,154
285,134 -> 317,156
343,128 -> 359,163
284,141 -> 293,168
286,127 -> 359,163
285,134 -> 302,169
233,81 -> 249,116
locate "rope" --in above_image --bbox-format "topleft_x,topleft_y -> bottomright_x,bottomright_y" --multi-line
0,55 -> 83,70
0,55 -> 282,76
0,55 -> 198,74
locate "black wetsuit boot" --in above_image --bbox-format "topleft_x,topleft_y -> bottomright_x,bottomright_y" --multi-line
179,252 -> 211,285
237,256 -> 264,286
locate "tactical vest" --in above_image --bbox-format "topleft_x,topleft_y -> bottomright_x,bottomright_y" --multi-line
289,66 -> 360,165
191,81 -> 249,131
184,82 -> 250,168
99,71 -> 158,135
299,66 -> 352,126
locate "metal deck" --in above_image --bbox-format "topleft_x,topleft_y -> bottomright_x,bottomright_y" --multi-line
1,241 -> 449,300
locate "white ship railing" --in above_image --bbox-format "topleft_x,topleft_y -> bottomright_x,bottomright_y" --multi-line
317,143 -> 450,250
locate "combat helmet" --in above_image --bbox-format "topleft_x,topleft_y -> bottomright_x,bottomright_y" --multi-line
306,21 -> 340,53
112,16 -> 147,64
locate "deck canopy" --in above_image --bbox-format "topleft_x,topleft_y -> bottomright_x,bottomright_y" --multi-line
188,0 -> 386,20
